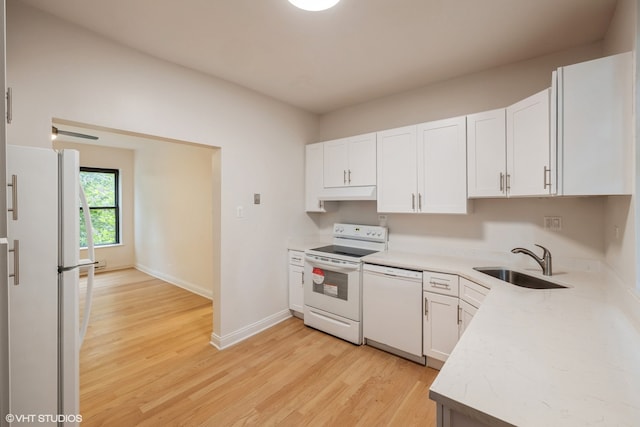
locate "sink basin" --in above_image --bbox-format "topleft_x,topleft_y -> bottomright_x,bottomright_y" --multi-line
473,267 -> 567,289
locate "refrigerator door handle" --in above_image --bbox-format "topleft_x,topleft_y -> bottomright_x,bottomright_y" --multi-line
9,239 -> 19,285
8,174 -> 18,220
58,260 -> 98,273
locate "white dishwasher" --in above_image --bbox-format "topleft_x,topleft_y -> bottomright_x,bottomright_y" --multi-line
362,263 -> 425,365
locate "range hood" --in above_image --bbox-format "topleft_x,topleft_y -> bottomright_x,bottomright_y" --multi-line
317,186 -> 377,201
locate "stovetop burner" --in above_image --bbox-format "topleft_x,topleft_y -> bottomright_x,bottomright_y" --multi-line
310,245 -> 379,258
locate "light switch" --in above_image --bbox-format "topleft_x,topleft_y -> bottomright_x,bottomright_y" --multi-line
254,193 -> 261,204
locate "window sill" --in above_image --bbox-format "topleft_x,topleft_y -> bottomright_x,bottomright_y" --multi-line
80,243 -> 123,250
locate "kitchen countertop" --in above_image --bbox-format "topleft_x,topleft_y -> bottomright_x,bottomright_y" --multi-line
363,250 -> 640,426
286,238 -> 331,253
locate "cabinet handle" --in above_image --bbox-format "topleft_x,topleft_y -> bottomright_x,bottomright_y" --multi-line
412,193 -> 416,211
348,169 -> 351,184
429,280 -> 450,290
418,193 -> 422,211
544,166 -> 551,189
343,170 -> 347,184
424,297 -> 428,319
457,305 -> 461,325
9,239 -> 19,286
318,200 -> 323,209
302,271 -> 305,283
499,172 -> 504,193
7,174 -> 17,220
6,87 -> 12,124
506,174 -> 511,192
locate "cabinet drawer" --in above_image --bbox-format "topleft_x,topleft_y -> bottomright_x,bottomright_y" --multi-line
423,271 -> 459,297
288,250 -> 305,267
459,277 -> 489,308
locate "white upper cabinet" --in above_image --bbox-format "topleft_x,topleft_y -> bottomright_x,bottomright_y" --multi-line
506,88 -> 553,197
323,133 -> 376,188
467,109 -> 506,198
555,52 -> 633,196
378,119 -> 470,214
467,89 -> 552,198
305,142 -> 327,212
418,116 -> 469,213
377,125 -> 418,213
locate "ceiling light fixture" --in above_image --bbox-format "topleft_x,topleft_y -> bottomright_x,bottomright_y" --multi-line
288,0 -> 341,12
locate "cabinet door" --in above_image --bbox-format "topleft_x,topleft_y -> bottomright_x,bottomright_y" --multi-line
467,109 -> 507,198
347,133 -> 376,187
288,264 -> 304,313
376,125 -> 417,213
7,146 -> 60,419
0,1 -> 8,416
418,116 -> 469,213
305,143 -> 326,212
506,88 -> 551,197
557,52 -> 632,195
423,292 -> 459,362
323,138 -> 349,188
459,299 -> 477,338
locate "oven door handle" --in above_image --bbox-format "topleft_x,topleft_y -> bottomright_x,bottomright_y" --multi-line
305,255 -> 361,272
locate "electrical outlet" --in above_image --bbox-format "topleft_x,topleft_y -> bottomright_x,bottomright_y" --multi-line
378,215 -> 388,227
544,216 -> 562,231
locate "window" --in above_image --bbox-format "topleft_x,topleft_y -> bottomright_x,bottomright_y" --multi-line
79,167 -> 120,247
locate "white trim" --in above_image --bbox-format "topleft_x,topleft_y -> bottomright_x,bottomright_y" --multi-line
210,310 -> 292,350
135,263 -> 213,300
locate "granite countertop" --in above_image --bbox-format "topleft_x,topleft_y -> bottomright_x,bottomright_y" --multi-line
362,250 -> 640,426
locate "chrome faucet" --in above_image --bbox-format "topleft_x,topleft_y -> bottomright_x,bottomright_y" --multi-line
511,244 -> 552,276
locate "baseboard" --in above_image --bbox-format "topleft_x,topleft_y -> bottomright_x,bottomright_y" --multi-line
210,309 -> 292,350
135,263 -> 213,300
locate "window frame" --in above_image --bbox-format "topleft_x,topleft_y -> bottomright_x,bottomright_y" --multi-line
79,167 -> 121,247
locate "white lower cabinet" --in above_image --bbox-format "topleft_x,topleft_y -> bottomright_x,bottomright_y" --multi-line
423,291 -> 460,366
458,299 -> 477,337
288,250 -> 304,315
458,277 -> 488,337
423,271 -> 460,367
423,273 -> 489,368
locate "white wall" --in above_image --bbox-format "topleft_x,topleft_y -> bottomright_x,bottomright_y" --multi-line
601,0 -> 638,292
134,139 -> 215,299
52,140 -> 136,272
6,0 -> 320,347
316,44 -> 610,269
318,43 -> 603,140
312,198 -> 605,271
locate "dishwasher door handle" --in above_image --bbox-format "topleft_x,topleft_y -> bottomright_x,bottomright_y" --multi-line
365,271 -> 421,281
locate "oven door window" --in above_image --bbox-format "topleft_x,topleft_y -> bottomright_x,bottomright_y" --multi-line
312,267 -> 348,301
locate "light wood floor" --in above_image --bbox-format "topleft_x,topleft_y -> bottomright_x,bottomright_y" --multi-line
79,269 -> 439,426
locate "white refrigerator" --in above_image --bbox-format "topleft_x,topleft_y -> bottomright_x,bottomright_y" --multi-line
7,145 -> 94,426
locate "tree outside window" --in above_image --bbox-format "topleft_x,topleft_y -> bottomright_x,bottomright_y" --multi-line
79,168 -> 120,247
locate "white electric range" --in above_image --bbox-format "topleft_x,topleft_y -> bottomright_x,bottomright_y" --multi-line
303,223 -> 388,344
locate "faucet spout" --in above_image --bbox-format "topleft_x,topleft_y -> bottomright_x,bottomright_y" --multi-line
511,244 -> 552,276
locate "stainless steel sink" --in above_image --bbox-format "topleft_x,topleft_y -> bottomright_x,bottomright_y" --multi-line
473,267 -> 567,289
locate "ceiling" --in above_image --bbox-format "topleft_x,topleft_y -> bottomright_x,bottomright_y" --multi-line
20,0 -> 618,114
